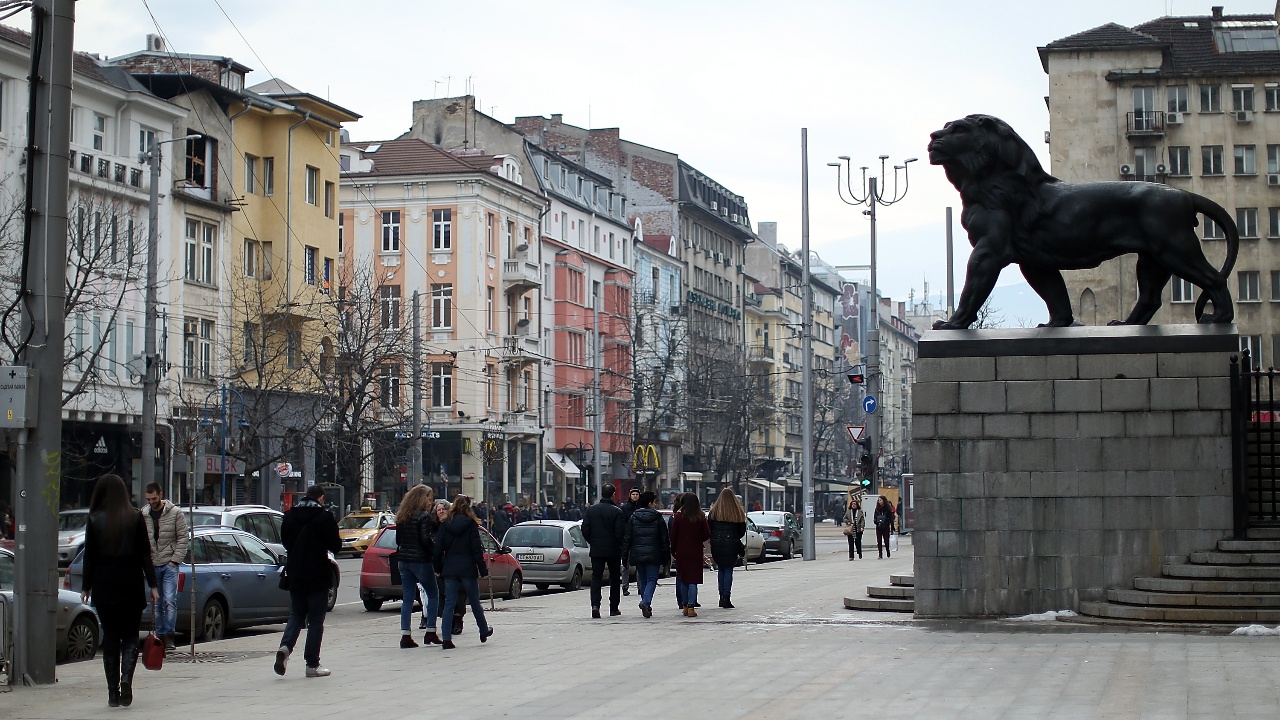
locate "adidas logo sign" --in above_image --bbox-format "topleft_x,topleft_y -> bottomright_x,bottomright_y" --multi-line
93,436 -> 108,454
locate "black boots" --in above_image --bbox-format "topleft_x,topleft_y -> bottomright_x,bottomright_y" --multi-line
120,648 -> 138,707
719,594 -> 735,609
104,651 -> 120,707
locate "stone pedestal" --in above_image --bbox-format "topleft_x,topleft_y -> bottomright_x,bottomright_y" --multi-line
911,324 -> 1237,617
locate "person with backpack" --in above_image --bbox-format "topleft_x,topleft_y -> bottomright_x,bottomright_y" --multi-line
393,484 -> 440,648
433,495 -> 494,649
275,484 -> 342,678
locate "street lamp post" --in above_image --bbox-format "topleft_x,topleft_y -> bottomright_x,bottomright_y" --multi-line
829,154 -> 916,509
200,385 -> 249,505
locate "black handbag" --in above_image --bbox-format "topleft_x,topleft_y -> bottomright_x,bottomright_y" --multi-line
388,552 -> 401,585
277,566 -> 290,591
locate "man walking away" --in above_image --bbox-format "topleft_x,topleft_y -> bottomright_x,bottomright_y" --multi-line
618,488 -> 640,596
621,491 -> 669,618
276,484 -> 341,678
142,482 -> 188,650
580,484 -> 624,618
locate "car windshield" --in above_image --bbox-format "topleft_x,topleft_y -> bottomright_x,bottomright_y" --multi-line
373,528 -> 397,549
0,552 -> 13,590
750,512 -> 786,525
186,512 -> 222,527
339,516 -> 379,530
58,512 -> 88,531
503,525 -> 563,548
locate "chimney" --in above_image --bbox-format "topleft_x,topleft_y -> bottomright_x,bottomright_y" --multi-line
1211,6 -> 1223,20
550,114 -> 563,125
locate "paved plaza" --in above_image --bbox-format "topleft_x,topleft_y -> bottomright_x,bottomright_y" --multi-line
3,525 -> 1279,719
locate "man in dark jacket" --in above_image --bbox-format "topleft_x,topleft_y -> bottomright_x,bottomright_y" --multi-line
581,484 -> 624,618
275,484 -> 341,678
618,487 -> 640,596
621,491 -> 669,618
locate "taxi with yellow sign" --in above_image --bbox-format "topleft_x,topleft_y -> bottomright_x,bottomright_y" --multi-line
337,508 -> 395,557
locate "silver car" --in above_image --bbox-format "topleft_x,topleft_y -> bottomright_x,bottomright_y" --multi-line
58,509 -> 90,566
502,520 -> 591,592
2,547 -> 100,662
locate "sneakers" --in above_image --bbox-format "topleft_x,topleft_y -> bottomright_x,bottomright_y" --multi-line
305,666 -> 331,678
400,634 -> 419,649
480,627 -> 494,644
273,645 -> 290,676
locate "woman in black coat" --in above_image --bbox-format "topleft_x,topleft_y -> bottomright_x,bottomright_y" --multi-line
707,488 -> 748,609
621,491 -> 669,618
433,495 -> 493,649
81,474 -> 158,708
873,495 -> 895,559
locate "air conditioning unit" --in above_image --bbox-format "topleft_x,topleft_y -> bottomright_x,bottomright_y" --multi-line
1166,112 -> 1183,125
1043,130 -> 1051,144
1235,110 -> 1254,122
720,207 -> 729,217
543,470 -> 554,486
1155,164 -> 1168,175
1119,164 -> 1134,176
710,201 -> 719,212
731,213 -> 740,223
1268,173 -> 1280,186
714,251 -> 723,263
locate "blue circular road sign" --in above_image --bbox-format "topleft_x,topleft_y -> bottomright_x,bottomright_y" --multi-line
863,395 -> 878,414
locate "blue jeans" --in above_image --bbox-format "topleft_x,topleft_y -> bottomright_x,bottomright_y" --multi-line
716,565 -> 734,597
398,561 -> 438,633
635,564 -> 659,608
152,563 -> 179,636
676,579 -> 698,608
280,589 -> 328,668
441,576 -> 490,642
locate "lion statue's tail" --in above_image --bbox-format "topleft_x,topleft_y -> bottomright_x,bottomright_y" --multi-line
1192,194 -> 1240,322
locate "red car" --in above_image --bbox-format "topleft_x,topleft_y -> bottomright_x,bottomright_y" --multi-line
359,523 -> 524,611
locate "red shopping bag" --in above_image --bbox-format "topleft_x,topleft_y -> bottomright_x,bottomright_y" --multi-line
140,631 -> 165,671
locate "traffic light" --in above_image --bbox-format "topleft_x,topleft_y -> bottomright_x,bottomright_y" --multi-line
847,369 -> 865,385
858,453 -> 872,484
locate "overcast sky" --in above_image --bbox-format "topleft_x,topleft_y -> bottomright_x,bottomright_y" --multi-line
36,0 -> 1280,315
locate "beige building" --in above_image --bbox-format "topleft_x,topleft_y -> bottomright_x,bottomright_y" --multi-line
1041,6 -> 1280,364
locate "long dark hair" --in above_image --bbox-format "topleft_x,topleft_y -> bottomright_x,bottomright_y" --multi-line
396,484 -> 433,525
448,495 -> 479,524
89,474 -> 137,553
678,493 -> 704,523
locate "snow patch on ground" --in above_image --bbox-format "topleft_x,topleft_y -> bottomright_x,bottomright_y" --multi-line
1006,610 -> 1078,622
1230,625 -> 1280,636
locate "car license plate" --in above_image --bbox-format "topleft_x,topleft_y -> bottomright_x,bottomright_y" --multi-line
516,553 -> 544,563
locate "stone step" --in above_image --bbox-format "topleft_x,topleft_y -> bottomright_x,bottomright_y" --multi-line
889,573 -> 914,587
1079,600 -> 1280,624
1188,551 -> 1280,565
844,596 -> 914,613
1135,576 -> 1280,594
1247,527 -> 1280,540
868,585 -> 914,599
1108,588 -> 1280,609
1163,563 -> 1280,580
1218,539 -> 1280,553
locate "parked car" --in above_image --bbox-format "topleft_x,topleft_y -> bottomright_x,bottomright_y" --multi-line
742,518 -> 768,562
501,520 -> 592,592
185,505 -> 284,545
67,526 -> 340,641
337,509 -> 395,557
1,546 -> 100,662
358,523 -> 523,611
57,508 -> 90,566
748,511 -> 802,558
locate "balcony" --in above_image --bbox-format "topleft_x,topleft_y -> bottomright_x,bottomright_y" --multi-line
502,259 -> 541,293
749,344 -> 775,364
1125,111 -> 1165,138
501,333 -> 540,366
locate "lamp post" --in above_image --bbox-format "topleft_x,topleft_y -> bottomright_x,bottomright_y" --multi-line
200,385 -> 249,505
828,154 -> 916,507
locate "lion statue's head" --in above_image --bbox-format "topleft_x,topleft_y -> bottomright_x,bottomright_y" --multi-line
927,114 -> 1057,190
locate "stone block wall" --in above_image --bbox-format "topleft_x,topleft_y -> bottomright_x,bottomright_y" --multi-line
912,325 -> 1237,617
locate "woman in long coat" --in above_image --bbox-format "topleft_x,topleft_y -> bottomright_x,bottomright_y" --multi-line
669,493 -> 710,617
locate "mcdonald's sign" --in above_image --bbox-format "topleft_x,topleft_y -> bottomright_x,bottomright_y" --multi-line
631,444 -> 660,472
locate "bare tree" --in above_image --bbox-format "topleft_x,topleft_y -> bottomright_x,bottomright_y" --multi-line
973,297 -> 1004,329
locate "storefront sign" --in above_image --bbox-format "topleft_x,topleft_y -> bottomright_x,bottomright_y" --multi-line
205,456 -> 242,474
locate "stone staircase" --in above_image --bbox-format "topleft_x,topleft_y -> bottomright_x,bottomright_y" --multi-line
1078,527 -> 1280,624
844,573 -> 914,613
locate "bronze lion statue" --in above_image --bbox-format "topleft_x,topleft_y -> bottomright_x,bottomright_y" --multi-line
928,114 -> 1238,329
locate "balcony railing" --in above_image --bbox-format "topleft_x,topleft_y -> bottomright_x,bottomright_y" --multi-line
502,260 -> 541,292
1126,111 -> 1165,137
749,344 -> 775,363
69,149 -> 147,191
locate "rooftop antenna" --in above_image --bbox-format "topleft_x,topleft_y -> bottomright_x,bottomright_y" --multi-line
434,79 -> 441,98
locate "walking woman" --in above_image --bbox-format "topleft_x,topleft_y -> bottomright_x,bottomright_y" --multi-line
844,495 -> 865,560
621,491 -> 669,618
873,495 -> 894,559
707,488 -> 747,609
80,474 -> 158,707
394,485 -> 441,647
433,495 -> 494,649
669,493 -> 710,617
431,500 -> 465,635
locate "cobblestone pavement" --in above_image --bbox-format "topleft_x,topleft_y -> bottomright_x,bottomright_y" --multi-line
3,525 -> 1279,719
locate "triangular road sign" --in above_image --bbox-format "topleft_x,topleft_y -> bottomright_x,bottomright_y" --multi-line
846,425 -> 865,442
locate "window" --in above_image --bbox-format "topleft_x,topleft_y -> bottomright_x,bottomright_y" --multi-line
1268,84 -> 1280,111
593,225 -> 601,254
1238,208 -> 1259,238
1270,208 -> 1280,238
381,210 -> 401,252
184,219 -> 216,284
92,114 -> 106,151
505,220 -> 515,255
304,246 -> 317,285
1200,84 -> 1221,113
1234,85 -> 1256,112
486,213 -> 495,254
381,364 -> 401,407
244,154 -> 258,194
286,330 -> 301,368
559,212 -> 568,242
199,319 -> 213,378
487,287 -> 494,331
305,166 -> 318,205
338,213 -> 345,254
558,166 -> 566,188
1168,146 -> 1191,176
1242,335 -> 1263,368
324,181 -> 334,218
379,285 -> 401,330
243,238 -> 258,278
608,232 -> 616,259
261,241 -> 273,280
431,284 -> 453,328
322,258 -> 332,294
262,157 -> 274,195
1239,270 -> 1261,301
431,363 -> 453,406
1134,146 -> 1158,179
243,322 -> 259,365
1235,145 -> 1257,175
1167,86 -> 1189,113
1204,216 -> 1224,240
184,220 -> 198,280
1269,145 -> 1280,174
577,177 -> 584,197
566,269 -> 584,303
567,396 -> 585,427
182,320 -> 197,378
1132,87 -> 1156,131
567,332 -> 585,365
432,209 -> 452,249
1202,146 -> 1224,175
184,133 -> 210,188
1272,271 -> 1280,301
1171,277 -> 1195,303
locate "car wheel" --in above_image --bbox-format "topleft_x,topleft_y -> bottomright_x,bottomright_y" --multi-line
505,572 -> 523,600
64,614 -> 98,662
326,571 -> 339,611
781,539 -> 792,558
361,594 -> 383,612
198,597 -> 227,641
564,566 -> 583,591
535,583 -> 550,592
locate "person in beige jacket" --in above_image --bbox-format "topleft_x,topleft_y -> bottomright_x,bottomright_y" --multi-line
142,483 -> 188,648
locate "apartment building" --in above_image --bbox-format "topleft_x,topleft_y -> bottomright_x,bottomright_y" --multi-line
1040,6 -> 1280,364
632,232 -> 686,496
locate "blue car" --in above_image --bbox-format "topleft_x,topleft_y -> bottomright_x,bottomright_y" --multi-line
67,526 -> 335,641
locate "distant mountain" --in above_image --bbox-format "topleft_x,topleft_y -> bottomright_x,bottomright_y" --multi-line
986,282 -> 1047,328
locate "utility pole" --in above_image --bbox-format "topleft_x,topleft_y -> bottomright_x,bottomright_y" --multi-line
592,287 -> 602,500
945,207 -> 955,315
411,290 -> 422,485
140,138 -> 161,497
800,129 -> 815,561
14,0 -> 75,685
